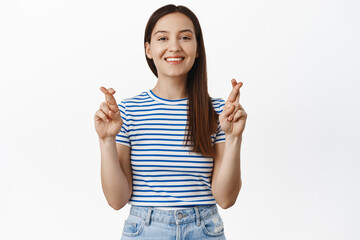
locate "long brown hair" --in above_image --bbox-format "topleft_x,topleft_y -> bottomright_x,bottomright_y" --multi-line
144,4 -> 219,157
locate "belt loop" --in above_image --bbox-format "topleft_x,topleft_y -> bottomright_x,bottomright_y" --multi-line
145,207 -> 153,226
194,206 -> 201,226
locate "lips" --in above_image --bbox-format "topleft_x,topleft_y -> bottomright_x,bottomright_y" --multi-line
165,56 -> 185,64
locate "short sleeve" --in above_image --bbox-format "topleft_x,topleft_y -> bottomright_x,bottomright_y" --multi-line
212,98 -> 226,144
115,100 -> 131,147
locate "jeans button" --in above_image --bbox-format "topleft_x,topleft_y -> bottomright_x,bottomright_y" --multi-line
178,213 -> 183,219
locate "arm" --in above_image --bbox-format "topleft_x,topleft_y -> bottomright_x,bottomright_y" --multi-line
95,87 -> 132,210
211,79 -> 247,209
211,137 -> 242,209
100,138 -> 132,210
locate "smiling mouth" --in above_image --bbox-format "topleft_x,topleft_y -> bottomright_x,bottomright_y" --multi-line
165,57 -> 185,64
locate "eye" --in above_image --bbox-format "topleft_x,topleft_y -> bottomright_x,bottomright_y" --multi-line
157,37 -> 167,41
181,36 -> 192,40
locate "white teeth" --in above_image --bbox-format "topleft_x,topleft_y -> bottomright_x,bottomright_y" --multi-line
166,57 -> 184,62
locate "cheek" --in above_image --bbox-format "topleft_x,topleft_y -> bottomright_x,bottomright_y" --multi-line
186,48 -> 198,60
185,44 -> 198,58
151,44 -> 166,58
151,48 -> 166,68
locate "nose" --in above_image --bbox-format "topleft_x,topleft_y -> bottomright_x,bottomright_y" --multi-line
168,38 -> 182,52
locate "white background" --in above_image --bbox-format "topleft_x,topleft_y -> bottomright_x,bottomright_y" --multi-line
0,0 -> 359,239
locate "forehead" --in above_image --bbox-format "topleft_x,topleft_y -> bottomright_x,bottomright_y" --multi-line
152,12 -> 195,34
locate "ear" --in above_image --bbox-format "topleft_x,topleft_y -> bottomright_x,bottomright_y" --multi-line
196,51 -> 199,58
145,42 -> 152,59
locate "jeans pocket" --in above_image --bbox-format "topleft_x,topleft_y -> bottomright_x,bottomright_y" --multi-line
122,215 -> 144,237
201,212 -> 225,237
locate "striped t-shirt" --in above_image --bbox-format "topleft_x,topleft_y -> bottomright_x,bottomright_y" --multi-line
116,89 -> 226,207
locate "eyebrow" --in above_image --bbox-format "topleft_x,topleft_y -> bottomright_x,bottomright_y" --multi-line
153,29 -> 193,36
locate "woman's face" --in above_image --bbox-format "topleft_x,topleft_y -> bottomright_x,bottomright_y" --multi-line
145,12 -> 198,80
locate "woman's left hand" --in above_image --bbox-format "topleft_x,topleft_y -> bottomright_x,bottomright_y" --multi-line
219,79 -> 248,137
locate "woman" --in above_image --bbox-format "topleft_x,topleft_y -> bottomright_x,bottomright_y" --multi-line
94,4 -> 247,239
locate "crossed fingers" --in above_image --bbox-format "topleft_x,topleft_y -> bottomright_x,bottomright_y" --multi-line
100,86 -> 119,113
227,78 -> 242,103
224,79 -> 244,121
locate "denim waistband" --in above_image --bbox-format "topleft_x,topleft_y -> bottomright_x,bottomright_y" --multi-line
129,204 -> 219,226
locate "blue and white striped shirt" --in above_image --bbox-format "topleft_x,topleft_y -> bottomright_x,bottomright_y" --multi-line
116,89 -> 226,207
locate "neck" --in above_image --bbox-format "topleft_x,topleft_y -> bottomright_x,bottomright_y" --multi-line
152,74 -> 188,100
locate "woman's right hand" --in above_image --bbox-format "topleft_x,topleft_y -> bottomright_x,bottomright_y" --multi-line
94,87 -> 123,140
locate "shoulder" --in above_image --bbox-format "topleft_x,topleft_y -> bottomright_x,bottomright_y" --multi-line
210,97 -> 226,114
118,91 -> 150,108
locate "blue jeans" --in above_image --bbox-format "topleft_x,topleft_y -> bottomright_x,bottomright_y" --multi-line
121,204 -> 226,240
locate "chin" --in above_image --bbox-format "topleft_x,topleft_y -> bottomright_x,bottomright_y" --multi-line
164,72 -> 188,79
